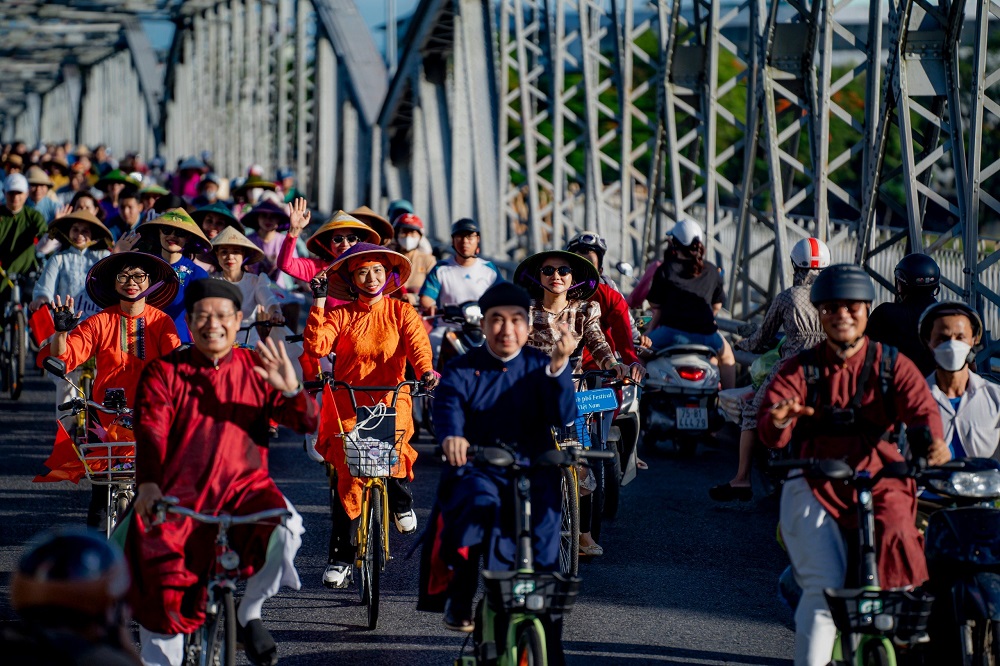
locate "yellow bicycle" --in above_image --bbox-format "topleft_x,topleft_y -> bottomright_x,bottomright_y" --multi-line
306,378 -> 429,630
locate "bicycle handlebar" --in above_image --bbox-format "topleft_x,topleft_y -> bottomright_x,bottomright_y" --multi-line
57,397 -> 132,416
302,379 -> 431,409
152,496 -> 291,528
768,457 -> 913,483
572,369 -> 640,387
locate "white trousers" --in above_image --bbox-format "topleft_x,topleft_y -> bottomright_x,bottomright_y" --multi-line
139,497 -> 304,666
780,476 -> 847,666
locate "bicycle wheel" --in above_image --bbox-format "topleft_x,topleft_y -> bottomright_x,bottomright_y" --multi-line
515,622 -> 546,666
559,467 -> 580,576
204,586 -> 236,666
363,485 -> 383,630
8,309 -> 25,400
859,638 -> 891,666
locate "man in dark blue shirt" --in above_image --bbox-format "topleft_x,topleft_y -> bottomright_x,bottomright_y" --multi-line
420,281 -> 577,632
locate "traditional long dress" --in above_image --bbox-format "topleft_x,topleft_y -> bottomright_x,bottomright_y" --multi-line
37,303 -> 180,425
303,297 -> 433,518
126,346 -> 318,635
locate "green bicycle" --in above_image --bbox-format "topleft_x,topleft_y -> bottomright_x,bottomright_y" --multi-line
455,445 -> 613,666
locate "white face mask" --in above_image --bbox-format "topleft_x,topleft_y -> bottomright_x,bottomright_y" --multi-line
933,339 -> 973,372
398,235 -> 419,252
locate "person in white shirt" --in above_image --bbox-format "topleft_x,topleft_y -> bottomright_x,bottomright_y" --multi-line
419,219 -> 503,362
920,300 -> 1000,460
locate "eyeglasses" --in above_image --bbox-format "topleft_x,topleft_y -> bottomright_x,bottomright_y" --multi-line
819,301 -> 867,316
115,272 -> 149,284
540,265 -> 573,277
190,311 -> 238,326
331,234 -> 360,244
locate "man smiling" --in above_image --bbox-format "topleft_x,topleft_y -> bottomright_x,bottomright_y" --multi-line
128,279 -> 318,666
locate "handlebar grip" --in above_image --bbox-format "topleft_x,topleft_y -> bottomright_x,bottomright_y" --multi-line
303,380 -> 325,391
57,400 -> 78,411
767,458 -> 816,470
579,450 -> 615,460
286,334 -> 304,343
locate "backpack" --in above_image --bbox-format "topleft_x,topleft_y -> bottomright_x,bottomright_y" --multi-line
796,341 -> 899,444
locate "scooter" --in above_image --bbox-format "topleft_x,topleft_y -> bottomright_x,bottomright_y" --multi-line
918,457 -> 1000,663
416,301 -> 485,437
604,381 -> 640,519
640,344 -> 723,456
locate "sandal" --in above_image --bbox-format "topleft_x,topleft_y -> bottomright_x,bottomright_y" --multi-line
708,482 -> 752,502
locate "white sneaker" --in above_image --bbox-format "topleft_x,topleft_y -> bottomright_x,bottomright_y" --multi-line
322,562 -> 353,589
394,510 -> 418,534
304,435 -> 325,463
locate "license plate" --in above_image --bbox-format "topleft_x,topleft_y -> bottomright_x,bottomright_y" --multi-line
676,407 -> 708,430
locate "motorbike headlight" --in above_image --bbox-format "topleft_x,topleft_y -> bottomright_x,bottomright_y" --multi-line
463,304 -> 483,325
928,470 -> 1000,499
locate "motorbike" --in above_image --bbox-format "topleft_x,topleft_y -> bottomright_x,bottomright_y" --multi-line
640,344 -> 723,456
415,301 -> 485,437
604,380 -> 640,519
918,457 -> 1000,663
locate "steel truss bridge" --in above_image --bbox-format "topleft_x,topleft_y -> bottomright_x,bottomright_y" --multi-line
4,0 -> 1000,357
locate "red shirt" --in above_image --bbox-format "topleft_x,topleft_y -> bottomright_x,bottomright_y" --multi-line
582,283 -> 639,369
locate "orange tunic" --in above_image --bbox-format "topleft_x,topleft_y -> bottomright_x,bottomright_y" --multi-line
38,304 -> 181,425
304,298 -> 433,518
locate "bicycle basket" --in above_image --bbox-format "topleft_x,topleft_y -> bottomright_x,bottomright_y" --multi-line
342,406 -> 404,478
78,442 -> 136,485
552,415 -> 593,449
824,587 -> 934,637
482,570 -> 581,616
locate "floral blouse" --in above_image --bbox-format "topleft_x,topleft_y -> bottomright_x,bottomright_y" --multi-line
527,299 -> 617,373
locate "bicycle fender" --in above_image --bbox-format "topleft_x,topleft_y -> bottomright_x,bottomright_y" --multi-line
852,635 -> 896,666
501,616 -> 548,666
951,572 -> 1000,623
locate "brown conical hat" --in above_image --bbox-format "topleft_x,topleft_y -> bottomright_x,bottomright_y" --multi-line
210,226 -> 264,265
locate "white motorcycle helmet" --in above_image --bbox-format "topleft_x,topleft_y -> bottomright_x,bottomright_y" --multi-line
669,218 -> 703,246
790,237 -> 831,270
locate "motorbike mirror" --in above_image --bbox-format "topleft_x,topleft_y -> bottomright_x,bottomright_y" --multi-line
43,356 -> 67,378
815,459 -> 853,480
616,261 -> 634,277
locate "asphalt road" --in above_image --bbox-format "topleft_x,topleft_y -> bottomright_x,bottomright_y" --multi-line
0,369 -> 795,665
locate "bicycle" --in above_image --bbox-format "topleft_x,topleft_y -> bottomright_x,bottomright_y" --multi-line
771,457 -> 935,666
455,445 -> 614,666
152,497 -> 292,666
304,378 -> 430,630
43,355 -> 136,538
552,370 -> 623,575
0,268 -> 30,400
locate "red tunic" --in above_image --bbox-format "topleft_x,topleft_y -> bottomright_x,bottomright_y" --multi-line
126,346 -> 318,634
758,338 -> 943,588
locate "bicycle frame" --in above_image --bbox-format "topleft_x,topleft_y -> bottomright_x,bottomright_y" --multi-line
355,476 -> 391,569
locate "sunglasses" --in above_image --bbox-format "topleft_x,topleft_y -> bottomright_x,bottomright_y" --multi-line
540,265 -> 573,277
331,234 -> 360,244
162,228 -> 191,239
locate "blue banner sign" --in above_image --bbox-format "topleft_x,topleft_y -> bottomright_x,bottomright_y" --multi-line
575,388 -> 619,415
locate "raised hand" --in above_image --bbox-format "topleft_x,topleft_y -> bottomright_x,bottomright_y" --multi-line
113,229 -> 140,254
253,336 -> 300,394
310,273 -> 328,299
287,197 -> 312,238
53,204 -> 72,220
52,294 -> 82,332
550,311 -> 578,374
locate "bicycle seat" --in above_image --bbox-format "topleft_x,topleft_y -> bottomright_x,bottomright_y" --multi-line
658,344 -> 717,358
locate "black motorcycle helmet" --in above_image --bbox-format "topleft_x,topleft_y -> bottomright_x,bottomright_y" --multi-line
918,300 -> 983,347
809,264 -> 876,306
451,218 -> 479,237
11,527 -> 130,626
894,253 -> 940,301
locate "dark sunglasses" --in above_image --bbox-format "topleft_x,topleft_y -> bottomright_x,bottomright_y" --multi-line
331,234 -> 360,244
540,265 -> 573,277
163,228 -> 191,239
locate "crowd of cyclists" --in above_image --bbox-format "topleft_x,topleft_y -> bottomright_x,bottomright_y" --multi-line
2,140 -> 1000,666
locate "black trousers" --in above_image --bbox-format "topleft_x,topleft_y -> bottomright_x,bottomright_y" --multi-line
327,468 -> 413,563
